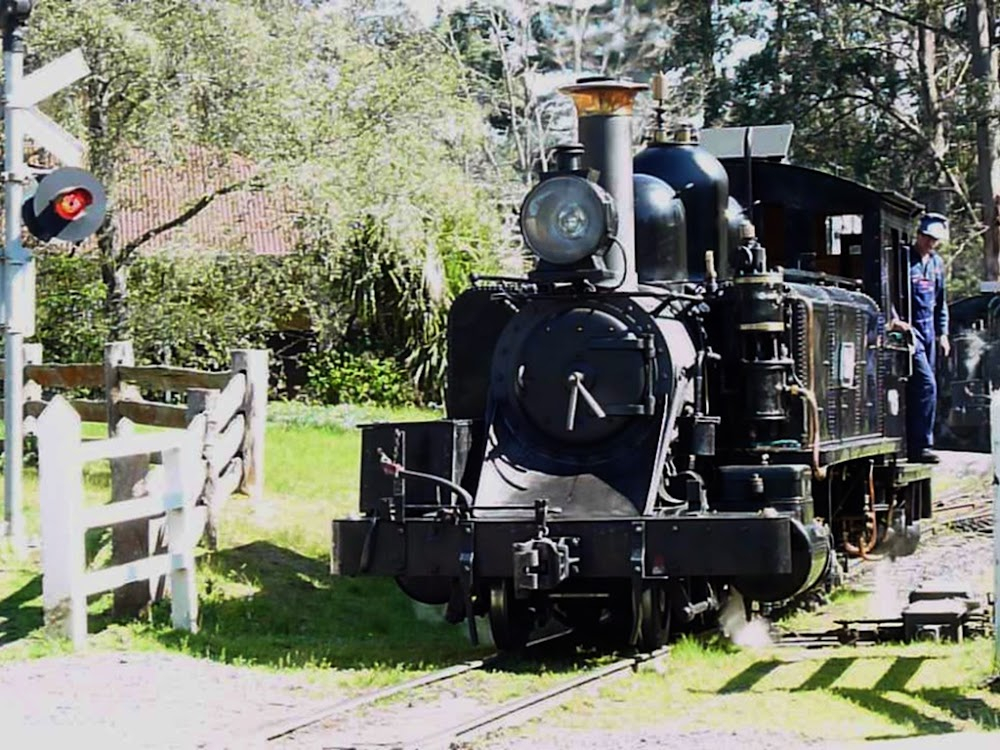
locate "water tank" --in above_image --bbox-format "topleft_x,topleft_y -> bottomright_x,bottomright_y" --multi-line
633,173 -> 687,282
634,126 -> 729,279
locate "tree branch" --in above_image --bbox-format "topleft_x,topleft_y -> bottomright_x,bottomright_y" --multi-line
810,91 -> 978,222
848,0 -> 965,39
118,177 -> 261,263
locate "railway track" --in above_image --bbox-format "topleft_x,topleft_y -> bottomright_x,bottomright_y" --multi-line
248,473 -> 994,746
246,631 -> 668,749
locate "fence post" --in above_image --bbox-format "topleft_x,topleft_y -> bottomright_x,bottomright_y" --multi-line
105,341 -> 153,617
109,418 -> 155,618
163,417 -> 206,633
187,388 -> 219,549
38,396 -> 87,647
104,340 -> 137,437
23,341 -> 42,401
231,350 -> 268,502
22,342 -> 42,437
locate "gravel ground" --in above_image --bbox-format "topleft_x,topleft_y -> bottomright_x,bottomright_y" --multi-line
0,652 -> 331,750
1,450 -> 996,750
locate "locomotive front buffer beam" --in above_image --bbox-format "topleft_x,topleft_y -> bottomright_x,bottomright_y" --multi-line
331,514 -> 794,585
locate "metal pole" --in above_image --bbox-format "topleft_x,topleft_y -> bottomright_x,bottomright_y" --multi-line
991,390 -> 1000,667
3,20 -> 26,550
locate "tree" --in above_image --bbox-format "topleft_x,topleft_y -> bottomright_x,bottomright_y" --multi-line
966,0 -> 1000,280
30,0 -> 347,337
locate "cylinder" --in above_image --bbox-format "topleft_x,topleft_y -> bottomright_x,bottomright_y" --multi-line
560,79 -> 647,291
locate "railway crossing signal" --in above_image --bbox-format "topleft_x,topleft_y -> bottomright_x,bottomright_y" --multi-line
23,167 -> 108,243
2,1 -> 104,550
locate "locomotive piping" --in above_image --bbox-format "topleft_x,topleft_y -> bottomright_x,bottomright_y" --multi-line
561,79 -> 647,292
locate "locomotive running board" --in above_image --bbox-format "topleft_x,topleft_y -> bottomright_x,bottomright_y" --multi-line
331,514 -> 793,579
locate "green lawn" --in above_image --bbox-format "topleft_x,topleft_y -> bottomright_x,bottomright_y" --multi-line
0,402 -> 485,688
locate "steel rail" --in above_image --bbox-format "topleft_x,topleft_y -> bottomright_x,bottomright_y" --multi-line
401,646 -> 671,750
255,630 -> 573,744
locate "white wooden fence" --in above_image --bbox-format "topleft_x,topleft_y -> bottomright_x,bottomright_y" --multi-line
38,396 -> 207,648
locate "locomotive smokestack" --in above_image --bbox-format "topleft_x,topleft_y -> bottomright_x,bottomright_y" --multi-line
561,78 -> 647,291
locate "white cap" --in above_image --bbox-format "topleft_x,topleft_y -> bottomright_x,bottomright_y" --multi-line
918,212 -> 948,241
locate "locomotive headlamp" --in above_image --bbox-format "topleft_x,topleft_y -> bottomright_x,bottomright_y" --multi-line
520,175 -> 617,264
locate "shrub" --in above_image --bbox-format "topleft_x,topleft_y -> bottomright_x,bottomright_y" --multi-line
303,349 -> 416,407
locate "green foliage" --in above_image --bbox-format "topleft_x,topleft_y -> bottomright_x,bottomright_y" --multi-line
34,250 -> 280,372
303,350 -> 418,407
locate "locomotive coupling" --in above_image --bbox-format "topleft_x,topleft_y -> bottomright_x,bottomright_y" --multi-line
513,536 -> 580,594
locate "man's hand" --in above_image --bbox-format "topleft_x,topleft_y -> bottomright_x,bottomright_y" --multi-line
939,334 -> 950,357
888,319 -> 911,332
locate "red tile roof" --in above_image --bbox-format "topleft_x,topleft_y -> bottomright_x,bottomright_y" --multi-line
16,145 -> 301,255
113,148 -> 300,255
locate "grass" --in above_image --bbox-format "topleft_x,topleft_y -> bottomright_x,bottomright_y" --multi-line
529,637 -> 1000,743
1,403 -> 999,742
0,402 -> 488,690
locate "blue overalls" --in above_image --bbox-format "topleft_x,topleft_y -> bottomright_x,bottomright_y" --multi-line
906,248 -> 948,455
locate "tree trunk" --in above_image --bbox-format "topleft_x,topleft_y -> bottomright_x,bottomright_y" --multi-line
967,0 -> 1000,280
98,219 -> 130,339
917,3 -> 950,213
88,77 -> 131,336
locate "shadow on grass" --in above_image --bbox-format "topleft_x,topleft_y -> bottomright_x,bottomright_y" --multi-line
717,659 -> 783,693
794,656 -> 857,691
833,687 -> 956,735
707,654 -> 1000,739
919,689 -> 1000,731
149,540 -> 484,670
0,574 -> 41,645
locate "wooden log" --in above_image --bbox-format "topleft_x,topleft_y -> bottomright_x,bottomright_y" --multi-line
108,417 -> 154,619
187,388 -> 219,549
232,350 -> 268,502
71,399 -> 109,424
118,365 -> 231,392
212,414 -> 246,475
24,363 -> 104,389
211,372 -> 247,428
216,457 -> 243,507
118,400 -> 189,429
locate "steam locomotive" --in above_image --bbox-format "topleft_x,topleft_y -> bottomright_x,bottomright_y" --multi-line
936,293 -> 999,452
331,78 -> 935,651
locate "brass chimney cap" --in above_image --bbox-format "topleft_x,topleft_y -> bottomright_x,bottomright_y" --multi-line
560,78 -> 648,117
671,123 -> 699,144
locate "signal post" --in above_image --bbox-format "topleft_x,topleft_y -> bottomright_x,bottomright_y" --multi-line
1,0 -> 105,550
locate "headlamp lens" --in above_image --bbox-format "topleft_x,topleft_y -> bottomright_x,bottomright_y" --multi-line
520,175 -> 616,264
556,203 -> 589,239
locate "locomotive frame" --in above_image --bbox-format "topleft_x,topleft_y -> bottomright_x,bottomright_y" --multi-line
332,78 -> 936,652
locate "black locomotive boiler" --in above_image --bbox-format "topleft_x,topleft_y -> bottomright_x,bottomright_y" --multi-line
332,79 -> 935,651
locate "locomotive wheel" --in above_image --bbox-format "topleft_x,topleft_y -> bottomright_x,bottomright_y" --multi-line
639,583 -> 672,650
488,580 -> 534,651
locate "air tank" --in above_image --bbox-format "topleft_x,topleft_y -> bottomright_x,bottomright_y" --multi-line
634,124 -> 729,279
633,173 -> 687,282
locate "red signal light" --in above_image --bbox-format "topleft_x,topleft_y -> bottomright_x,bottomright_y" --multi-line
53,188 -> 93,221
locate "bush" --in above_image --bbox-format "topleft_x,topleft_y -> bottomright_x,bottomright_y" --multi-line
303,350 -> 417,407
